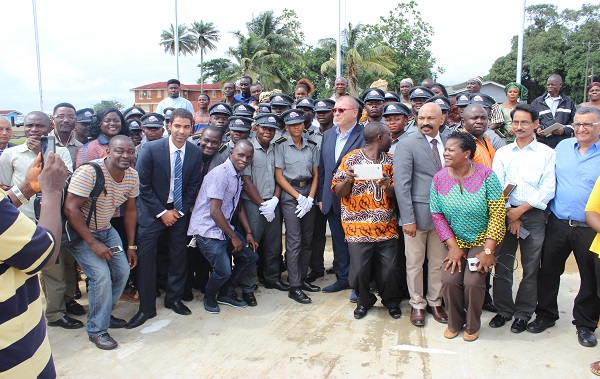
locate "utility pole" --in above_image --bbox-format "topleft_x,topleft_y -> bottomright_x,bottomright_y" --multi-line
32,0 -> 43,111
583,42 -> 600,102
174,0 -> 179,80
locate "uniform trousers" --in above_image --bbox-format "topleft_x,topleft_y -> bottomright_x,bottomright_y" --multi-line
240,198 -> 283,291
442,246 -> 486,335
280,185 -> 315,288
494,208 -> 545,320
40,247 -> 77,322
404,229 -> 446,309
348,238 -> 401,309
309,207 -> 328,275
535,214 -> 598,330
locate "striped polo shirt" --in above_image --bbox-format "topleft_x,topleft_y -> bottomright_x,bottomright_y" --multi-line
0,190 -> 57,378
67,158 -> 139,231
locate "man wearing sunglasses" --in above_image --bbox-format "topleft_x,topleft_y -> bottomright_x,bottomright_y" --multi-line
318,96 -> 365,294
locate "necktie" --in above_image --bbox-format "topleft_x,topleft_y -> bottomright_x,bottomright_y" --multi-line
430,139 -> 442,171
174,150 -> 183,212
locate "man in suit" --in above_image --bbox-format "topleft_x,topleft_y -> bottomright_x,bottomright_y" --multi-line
126,109 -> 203,328
318,95 -> 365,293
394,102 -> 449,327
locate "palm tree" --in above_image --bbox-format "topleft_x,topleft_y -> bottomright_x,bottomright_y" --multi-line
319,23 -> 396,96
159,24 -> 197,57
190,21 -> 220,91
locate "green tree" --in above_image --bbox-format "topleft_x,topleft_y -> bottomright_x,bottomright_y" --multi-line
159,24 -> 197,56
320,22 -> 396,96
486,3 -> 600,103
93,100 -> 125,112
189,21 -> 220,90
197,58 -> 239,84
365,1 -> 442,91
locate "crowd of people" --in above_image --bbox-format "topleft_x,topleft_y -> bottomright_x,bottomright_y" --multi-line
2,73 -> 600,378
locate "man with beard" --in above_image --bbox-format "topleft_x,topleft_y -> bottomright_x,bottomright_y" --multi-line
404,86 -> 435,136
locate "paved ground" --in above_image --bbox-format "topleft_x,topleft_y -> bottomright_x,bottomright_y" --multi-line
46,245 -> 600,379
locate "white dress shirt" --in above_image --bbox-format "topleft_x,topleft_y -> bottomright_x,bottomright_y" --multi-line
156,138 -> 187,218
424,133 -> 445,168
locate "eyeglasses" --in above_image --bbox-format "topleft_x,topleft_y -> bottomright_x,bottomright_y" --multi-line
332,108 -> 355,114
54,115 -> 77,121
573,122 -> 600,129
512,121 -> 532,127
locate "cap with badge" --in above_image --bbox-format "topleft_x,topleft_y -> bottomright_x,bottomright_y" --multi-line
361,88 -> 385,102
314,98 -> 335,112
76,108 -> 94,124
269,93 -> 294,107
127,119 -> 142,130
163,108 -> 175,122
233,103 -> 256,117
141,113 -> 165,128
469,93 -> 496,108
409,86 -> 435,100
254,113 -> 280,129
256,103 -> 272,114
228,116 -> 253,132
455,94 -> 471,107
353,97 -> 365,110
383,102 -> 411,117
425,96 -> 451,111
384,91 -> 401,102
209,102 -> 233,117
295,97 -> 314,110
123,106 -> 146,121
281,109 -> 305,125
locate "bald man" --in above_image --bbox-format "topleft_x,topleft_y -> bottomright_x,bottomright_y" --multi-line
393,103 -> 448,327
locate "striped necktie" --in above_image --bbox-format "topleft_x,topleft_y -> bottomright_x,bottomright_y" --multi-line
174,150 -> 183,212
430,139 -> 442,171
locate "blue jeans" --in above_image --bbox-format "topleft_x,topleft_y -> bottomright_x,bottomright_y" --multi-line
67,227 -> 130,337
197,231 -> 258,299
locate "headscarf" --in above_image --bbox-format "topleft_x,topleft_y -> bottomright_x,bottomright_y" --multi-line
259,91 -> 271,103
504,82 -> 528,101
469,76 -> 484,86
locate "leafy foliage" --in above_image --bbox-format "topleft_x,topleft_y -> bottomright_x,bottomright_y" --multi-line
159,24 -> 197,56
93,99 -> 125,112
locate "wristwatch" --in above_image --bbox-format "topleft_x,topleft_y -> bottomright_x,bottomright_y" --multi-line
11,185 -> 30,205
484,248 -> 493,255
127,245 -> 138,250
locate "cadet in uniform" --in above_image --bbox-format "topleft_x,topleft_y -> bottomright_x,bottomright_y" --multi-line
123,106 -> 146,121
239,113 -> 288,304
208,116 -> 253,171
206,103 -> 233,141
270,94 -> 294,138
425,96 -> 452,139
404,86 -> 435,135
361,88 -> 385,125
274,109 -> 321,304
233,103 -> 256,118
128,119 -> 143,146
74,108 -> 93,145
383,102 -> 411,154
296,97 -> 318,130
384,91 -> 401,104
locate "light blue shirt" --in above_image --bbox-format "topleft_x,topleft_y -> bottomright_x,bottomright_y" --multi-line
156,96 -> 194,114
334,123 -> 357,162
550,137 -> 600,222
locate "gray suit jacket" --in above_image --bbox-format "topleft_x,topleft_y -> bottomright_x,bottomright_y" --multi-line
393,131 -> 447,230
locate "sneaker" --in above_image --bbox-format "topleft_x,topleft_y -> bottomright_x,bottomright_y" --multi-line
322,280 -> 350,293
217,294 -> 248,308
203,297 -> 220,314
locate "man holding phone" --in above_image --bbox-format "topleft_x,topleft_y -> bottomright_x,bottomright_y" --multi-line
491,104 -> 556,333
63,135 -> 139,350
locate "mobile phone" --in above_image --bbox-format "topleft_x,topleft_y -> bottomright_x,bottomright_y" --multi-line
40,136 -> 55,167
467,257 -> 479,272
353,164 -> 383,180
519,226 -> 530,239
503,183 -> 516,198
109,246 -> 124,254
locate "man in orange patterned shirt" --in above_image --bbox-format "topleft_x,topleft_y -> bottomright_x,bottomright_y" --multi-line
332,122 -> 402,320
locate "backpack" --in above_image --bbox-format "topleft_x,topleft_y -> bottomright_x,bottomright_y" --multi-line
34,162 -> 107,247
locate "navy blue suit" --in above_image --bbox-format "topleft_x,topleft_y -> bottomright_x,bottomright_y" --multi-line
135,138 -> 203,312
318,123 -> 364,282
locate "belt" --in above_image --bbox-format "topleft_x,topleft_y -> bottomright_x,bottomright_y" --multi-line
288,178 -> 312,188
551,213 -> 590,228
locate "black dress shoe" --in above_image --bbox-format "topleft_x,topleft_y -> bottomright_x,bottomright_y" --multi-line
109,315 -> 127,329
264,280 -> 290,291
510,318 -> 528,333
489,314 -> 511,328
182,291 -> 194,302
306,271 -> 325,283
74,287 -> 82,300
125,310 -> 157,329
388,307 -> 402,319
482,302 -> 497,313
301,281 -> 321,292
89,333 -> 118,350
66,300 -> 86,316
48,315 -> 84,329
242,292 -> 258,307
165,301 -> 192,315
526,318 -> 556,334
577,328 -> 598,347
288,288 -> 311,304
354,305 -> 368,319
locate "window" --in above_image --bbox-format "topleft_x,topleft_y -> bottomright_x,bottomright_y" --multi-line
212,90 -> 216,98
158,90 -> 162,98
147,90 -> 152,99
139,91 -> 143,99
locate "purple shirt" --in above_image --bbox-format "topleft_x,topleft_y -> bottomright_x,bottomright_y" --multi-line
187,159 -> 243,240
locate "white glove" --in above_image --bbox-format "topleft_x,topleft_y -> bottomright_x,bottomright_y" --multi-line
264,212 -> 276,222
304,197 -> 314,212
259,197 -> 279,214
296,194 -> 308,209
295,196 -> 314,219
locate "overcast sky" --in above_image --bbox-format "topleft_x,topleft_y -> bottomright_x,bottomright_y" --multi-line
1,0 -> 586,114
